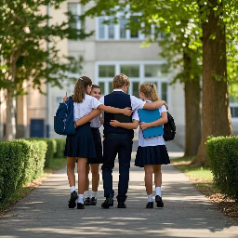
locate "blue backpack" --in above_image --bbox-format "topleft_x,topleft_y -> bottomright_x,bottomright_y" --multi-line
54,97 -> 76,135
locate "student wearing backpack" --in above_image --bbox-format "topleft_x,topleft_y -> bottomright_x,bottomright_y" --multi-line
110,82 -> 170,209
63,76 -> 132,210
77,74 -> 168,209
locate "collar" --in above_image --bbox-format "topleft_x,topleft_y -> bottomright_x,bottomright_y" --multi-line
113,89 -> 125,93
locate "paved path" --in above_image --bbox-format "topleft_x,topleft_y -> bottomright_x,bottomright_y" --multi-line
0,141 -> 237,238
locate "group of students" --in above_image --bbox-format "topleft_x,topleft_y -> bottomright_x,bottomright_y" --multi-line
63,74 -> 170,210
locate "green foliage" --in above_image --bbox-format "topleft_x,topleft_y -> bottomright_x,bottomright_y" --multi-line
0,0 -> 92,93
27,138 -> 57,167
0,140 -> 47,202
206,136 -> 238,200
54,138 -> 66,158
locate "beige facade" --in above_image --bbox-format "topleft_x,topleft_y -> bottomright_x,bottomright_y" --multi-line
1,1 -> 237,143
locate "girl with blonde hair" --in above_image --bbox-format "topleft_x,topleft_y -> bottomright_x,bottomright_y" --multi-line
110,82 -> 170,208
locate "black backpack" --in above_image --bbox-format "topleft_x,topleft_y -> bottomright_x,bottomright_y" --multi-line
163,112 -> 176,141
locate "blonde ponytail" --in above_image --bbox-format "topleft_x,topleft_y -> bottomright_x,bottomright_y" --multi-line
139,83 -> 159,101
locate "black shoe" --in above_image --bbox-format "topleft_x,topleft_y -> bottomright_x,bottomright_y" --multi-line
77,203 -> 85,209
117,203 -> 126,208
90,197 -> 97,205
101,196 -> 114,209
68,191 -> 78,208
146,202 -> 154,209
155,195 -> 164,207
84,197 -> 91,206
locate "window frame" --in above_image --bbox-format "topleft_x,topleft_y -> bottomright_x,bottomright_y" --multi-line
96,12 -> 144,41
95,61 -> 170,103
230,103 -> 238,120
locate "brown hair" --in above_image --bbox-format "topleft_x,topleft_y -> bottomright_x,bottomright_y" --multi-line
91,84 -> 101,90
112,74 -> 130,89
139,83 -> 159,101
72,76 -> 92,103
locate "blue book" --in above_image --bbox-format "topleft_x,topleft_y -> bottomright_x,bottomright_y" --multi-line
138,109 -> 164,139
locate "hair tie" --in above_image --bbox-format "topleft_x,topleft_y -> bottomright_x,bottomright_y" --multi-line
79,77 -> 83,81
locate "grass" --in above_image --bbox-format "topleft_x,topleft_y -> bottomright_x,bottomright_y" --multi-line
171,156 -> 238,222
0,157 -> 67,216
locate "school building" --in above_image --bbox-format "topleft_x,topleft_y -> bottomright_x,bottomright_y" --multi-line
0,1 -> 238,147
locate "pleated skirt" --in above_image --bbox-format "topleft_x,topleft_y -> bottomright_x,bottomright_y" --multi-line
88,128 -> 103,164
135,145 -> 170,167
64,122 -> 96,159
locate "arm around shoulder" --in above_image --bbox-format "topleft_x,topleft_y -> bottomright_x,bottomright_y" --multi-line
143,100 -> 168,110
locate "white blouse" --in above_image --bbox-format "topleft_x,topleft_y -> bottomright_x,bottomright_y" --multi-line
90,113 -> 103,128
132,104 -> 167,147
73,95 -> 102,122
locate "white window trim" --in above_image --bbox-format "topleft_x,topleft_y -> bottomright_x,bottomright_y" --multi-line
95,61 -> 170,104
96,12 -> 144,41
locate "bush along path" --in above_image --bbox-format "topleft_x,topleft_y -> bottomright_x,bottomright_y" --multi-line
0,138 -> 66,216
0,141 -> 237,238
172,136 -> 238,224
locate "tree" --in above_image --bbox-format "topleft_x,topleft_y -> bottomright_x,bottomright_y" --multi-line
81,0 -> 203,156
82,0 -> 238,164
0,0 -> 91,140
193,0 -> 238,165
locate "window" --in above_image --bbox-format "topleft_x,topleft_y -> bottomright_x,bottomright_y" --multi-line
99,65 -> 115,77
108,17 -> 115,39
96,62 -> 169,99
68,3 -> 85,33
145,65 -> 168,77
109,82 -> 113,93
132,82 -> 140,98
120,65 -> 139,77
230,95 -> 238,118
98,82 -> 105,95
97,14 -> 141,40
161,82 -> 168,102
99,17 -> 105,39
119,17 -> 127,39
130,17 -> 139,38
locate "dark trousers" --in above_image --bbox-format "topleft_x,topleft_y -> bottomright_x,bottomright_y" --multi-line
102,134 -> 133,203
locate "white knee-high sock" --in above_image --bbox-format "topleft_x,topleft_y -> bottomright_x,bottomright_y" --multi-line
155,187 -> 162,197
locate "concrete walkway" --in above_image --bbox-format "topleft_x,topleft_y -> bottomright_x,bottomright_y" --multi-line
0,141 -> 237,238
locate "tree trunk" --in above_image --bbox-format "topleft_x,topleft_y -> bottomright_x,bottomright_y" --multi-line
194,0 -> 232,166
6,87 -> 16,141
184,81 -> 201,156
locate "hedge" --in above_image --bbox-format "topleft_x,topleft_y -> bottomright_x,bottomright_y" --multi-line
206,136 -> 238,200
27,138 -> 57,167
0,140 -> 47,202
54,138 -> 66,158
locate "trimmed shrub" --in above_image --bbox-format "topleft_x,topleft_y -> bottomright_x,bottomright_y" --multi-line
0,140 -> 47,202
206,136 -> 238,200
27,138 -> 57,167
54,138 -> 66,158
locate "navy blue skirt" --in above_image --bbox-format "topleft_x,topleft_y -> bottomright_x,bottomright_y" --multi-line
64,122 -> 96,159
88,128 -> 103,164
135,145 -> 170,167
